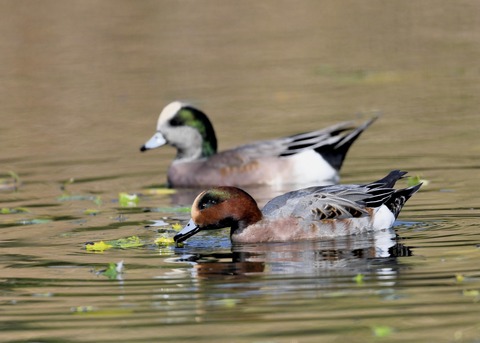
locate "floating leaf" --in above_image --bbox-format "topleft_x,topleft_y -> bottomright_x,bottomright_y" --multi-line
455,273 -> 465,283
1,207 -> 30,214
217,299 -> 238,308
108,236 -> 143,249
119,193 -> 139,207
155,236 -> 176,246
172,223 -> 183,231
146,188 -> 177,195
407,175 -> 429,187
85,241 -> 113,252
155,234 -> 183,247
84,209 -> 100,216
463,289 -> 479,297
71,306 -> 95,313
72,308 -> 133,316
85,236 -> 144,251
371,325 -> 394,337
101,261 -> 124,280
353,273 -> 365,285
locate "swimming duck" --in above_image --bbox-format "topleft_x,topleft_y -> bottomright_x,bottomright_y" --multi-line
140,101 -> 377,187
174,170 -> 422,244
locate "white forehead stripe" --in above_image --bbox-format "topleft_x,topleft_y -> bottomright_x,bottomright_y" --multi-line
157,101 -> 185,128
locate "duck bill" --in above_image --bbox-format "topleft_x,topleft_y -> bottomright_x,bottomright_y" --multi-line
140,132 -> 167,151
174,219 -> 201,243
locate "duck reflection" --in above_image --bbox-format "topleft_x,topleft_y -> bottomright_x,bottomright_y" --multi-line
174,228 -> 412,279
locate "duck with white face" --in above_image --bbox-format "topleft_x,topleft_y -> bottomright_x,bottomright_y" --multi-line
140,101 -> 377,188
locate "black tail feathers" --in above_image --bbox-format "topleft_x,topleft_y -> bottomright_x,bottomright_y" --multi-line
368,170 -> 408,189
315,116 -> 378,171
385,182 -> 422,218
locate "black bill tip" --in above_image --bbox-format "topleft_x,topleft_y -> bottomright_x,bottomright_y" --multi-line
174,219 -> 201,244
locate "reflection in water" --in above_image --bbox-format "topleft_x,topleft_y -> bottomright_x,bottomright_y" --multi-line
174,228 -> 412,279
160,228 -> 415,331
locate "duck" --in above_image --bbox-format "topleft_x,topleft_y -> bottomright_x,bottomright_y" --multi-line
140,101 -> 377,187
174,170 -> 422,244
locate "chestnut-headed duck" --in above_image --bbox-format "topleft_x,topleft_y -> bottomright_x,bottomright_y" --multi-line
174,170 -> 422,244
140,101 -> 377,187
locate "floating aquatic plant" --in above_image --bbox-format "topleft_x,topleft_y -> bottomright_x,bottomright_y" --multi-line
102,261 -> 124,279
118,193 -> 139,207
407,175 -> 429,187
353,273 -> 365,285
85,236 -> 144,252
371,325 -> 394,338
1,207 -> 29,214
91,261 -> 124,280
83,209 -> 100,216
0,171 -> 21,192
145,188 -> 177,195
85,241 -> 113,252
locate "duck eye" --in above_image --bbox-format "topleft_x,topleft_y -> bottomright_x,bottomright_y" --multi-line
198,192 -> 224,210
200,199 -> 217,209
169,116 -> 183,126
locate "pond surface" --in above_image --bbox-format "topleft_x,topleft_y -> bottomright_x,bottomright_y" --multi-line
1,1 -> 480,342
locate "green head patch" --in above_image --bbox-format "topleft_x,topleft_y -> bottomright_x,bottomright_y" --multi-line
170,107 -> 217,157
197,188 -> 233,210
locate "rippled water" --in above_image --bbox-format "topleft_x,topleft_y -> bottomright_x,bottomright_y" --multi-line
1,1 -> 480,342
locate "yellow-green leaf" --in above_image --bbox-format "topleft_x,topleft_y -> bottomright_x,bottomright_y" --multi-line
155,234 -> 183,247
371,325 -> 394,337
155,236 -> 176,245
71,306 -> 95,313
463,289 -> 479,297
84,209 -> 100,216
455,273 -> 465,283
102,262 -> 119,279
85,241 -> 113,252
119,193 -> 139,207
407,175 -> 429,187
146,188 -> 177,195
353,273 -> 365,285
85,236 -> 144,251
1,207 -> 29,214
172,223 -> 183,231
108,236 -> 143,249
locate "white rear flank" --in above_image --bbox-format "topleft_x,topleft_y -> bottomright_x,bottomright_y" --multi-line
288,150 -> 338,184
371,205 -> 396,230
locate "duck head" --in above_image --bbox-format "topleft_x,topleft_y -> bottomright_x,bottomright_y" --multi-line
140,101 -> 218,160
174,187 -> 263,243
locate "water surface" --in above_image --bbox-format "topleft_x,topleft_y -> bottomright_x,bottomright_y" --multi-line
1,1 -> 480,342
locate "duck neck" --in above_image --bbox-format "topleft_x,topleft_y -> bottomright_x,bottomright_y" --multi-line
229,200 -> 263,236
177,107 -> 217,159
174,131 -> 216,161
